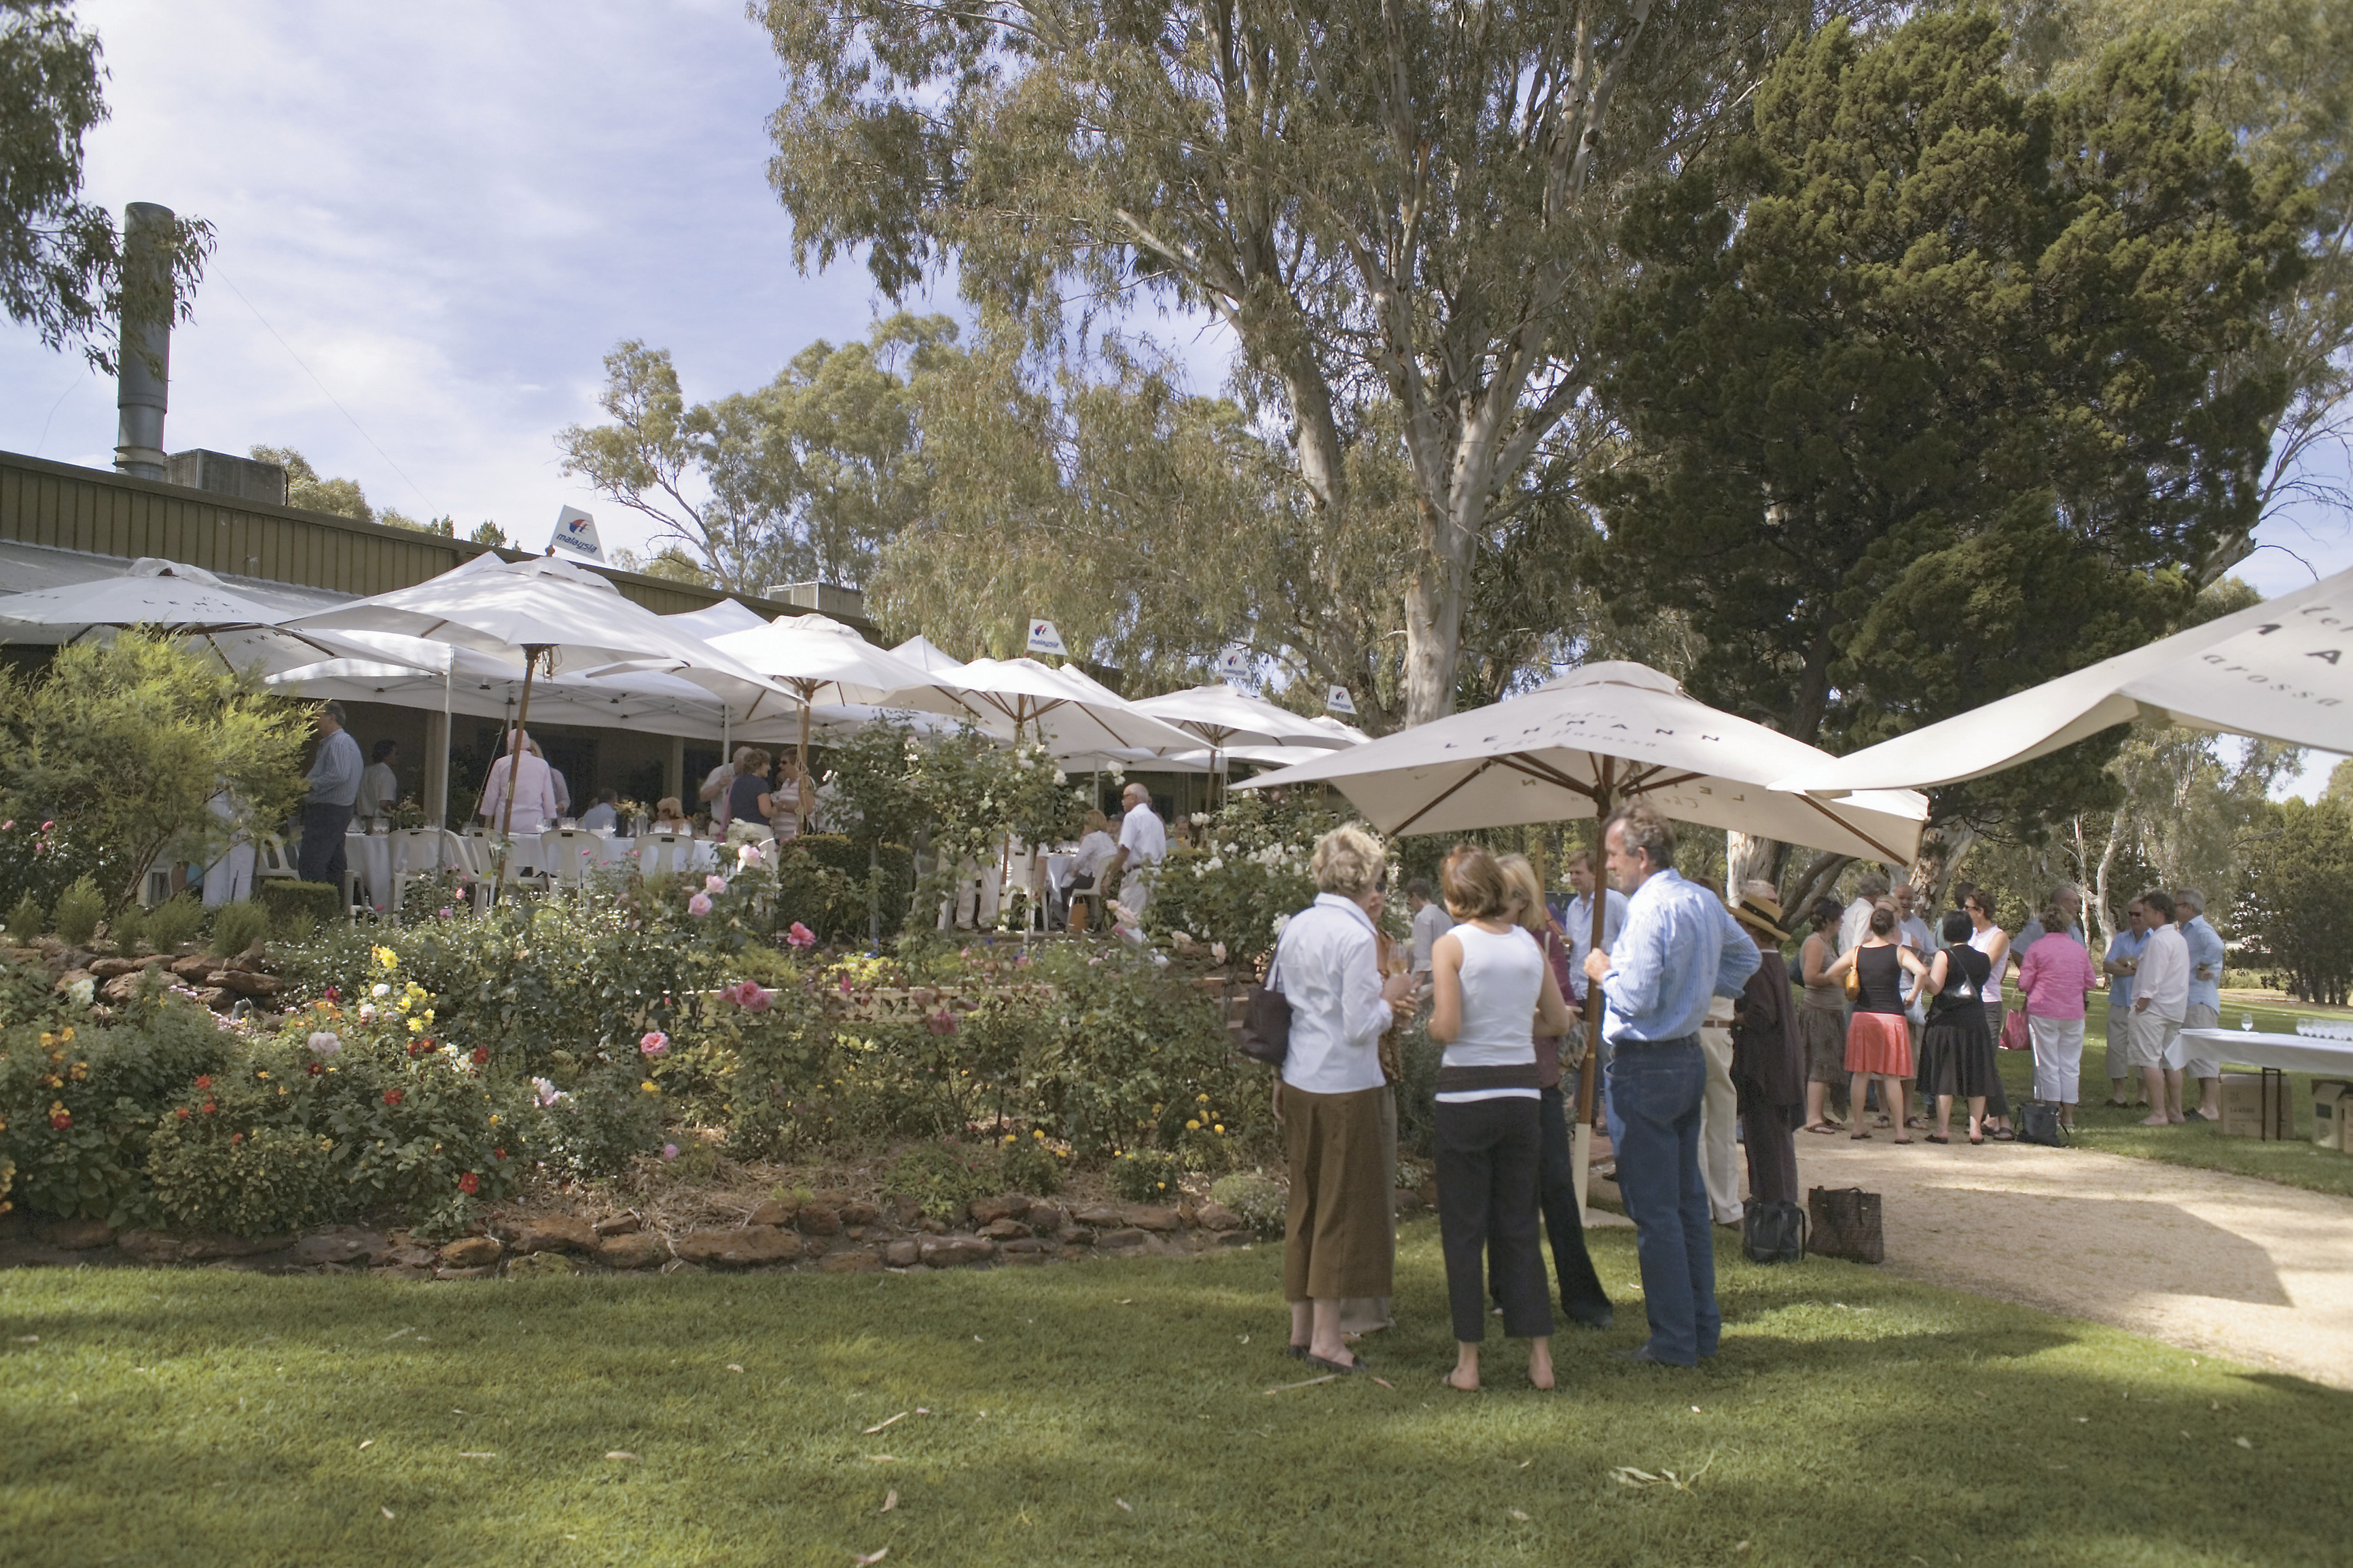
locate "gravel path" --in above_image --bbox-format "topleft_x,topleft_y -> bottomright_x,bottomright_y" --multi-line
1789,1133 -> 2353,1389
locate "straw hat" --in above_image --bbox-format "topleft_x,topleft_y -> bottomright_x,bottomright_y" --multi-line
1729,880 -> 1791,943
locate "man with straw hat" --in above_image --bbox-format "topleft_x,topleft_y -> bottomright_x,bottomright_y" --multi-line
1727,883 -> 1806,1226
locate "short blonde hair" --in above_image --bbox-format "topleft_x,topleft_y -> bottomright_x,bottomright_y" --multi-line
1441,845 -> 1515,921
1497,854 -> 1549,936
1310,824 -> 1387,896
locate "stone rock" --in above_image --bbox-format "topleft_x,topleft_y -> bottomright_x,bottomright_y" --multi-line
46,1218 -> 113,1250
997,1237 -> 1052,1254
1002,1248 -> 1049,1266
1393,1188 -> 1426,1214
295,1228 -> 389,1266
439,1235 -> 503,1269
387,1243 -> 438,1270
919,1236 -> 995,1268
888,1197 -> 923,1228
506,1251 -> 579,1278
840,1200 -> 880,1227
515,1217 -> 600,1256
1128,1207 -> 1182,1233
194,987 -> 230,1008
1026,1203 -> 1066,1234
844,1226 -> 867,1241
170,955 -> 214,981
795,1204 -> 841,1237
99,972 -> 143,1004
1055,1225 -> 1086,1245
746,1199 -> 796,1228
1194,1202 -> 1242,1232
967,1193 -> 1030,1225
1096,1227 -> 1149,1250
52,968 -> 93,997
674,1226 -> 803,1268
977,1218 -> 1033,1241
592,1212 -> 641,1237
598,1233 -> 669,1270
1072,1204 -> 1126,1228
209,968 -> 281,996
819,1250 -> 882,1274
88,956 -> 142,979
918,1218 -> 947,1236
882,1239 -> 920,1268
435,1264 -> 499,1281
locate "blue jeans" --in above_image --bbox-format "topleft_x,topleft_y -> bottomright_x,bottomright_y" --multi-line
1604,1036 -> 1717,1364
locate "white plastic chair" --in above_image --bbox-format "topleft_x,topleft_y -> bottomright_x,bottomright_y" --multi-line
634,831 -> 694,879
539,828 -> 600,895
255,833 -> 298,881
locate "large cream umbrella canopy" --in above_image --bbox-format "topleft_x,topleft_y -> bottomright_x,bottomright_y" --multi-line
1132,684 -> 1358,801
879,656 -> 1201,759
707,613 -> 950,780
1236,661 -> 1928,863
1777,566 -> 2353,797
0,558 -> 344,664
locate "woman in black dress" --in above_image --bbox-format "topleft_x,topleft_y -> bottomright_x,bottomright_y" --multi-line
1917,909 -> 1998,1144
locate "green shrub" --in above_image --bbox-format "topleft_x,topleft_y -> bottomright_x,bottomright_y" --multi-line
526,1065 -> 664,1180
1111,1148 -> 1182,1203
209,900 -> 271,958
107,903 -> 145,951
141,894 -> 206,953
278,909 -> 317,945
259,880 -> 342,932
146,1119 -> 339,1237
5,892 -> 43,945
996,1132 -> 1064,1196
1208,1171 -> 1287,1236
51,876 -> 103,946
790,834 -> 912,938
880,1137 -> 1002,1220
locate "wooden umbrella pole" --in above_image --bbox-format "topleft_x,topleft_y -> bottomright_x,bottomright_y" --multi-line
493,646 -> 545,905
1573,762 -> 1615,1218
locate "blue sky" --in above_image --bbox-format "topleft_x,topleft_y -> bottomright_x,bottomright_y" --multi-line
2,0 -> 2346,790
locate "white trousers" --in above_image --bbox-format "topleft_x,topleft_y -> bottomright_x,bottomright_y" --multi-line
202,840 -> 254,908
1698,1027 -> 1742,1226
2030,1015 -> 2085,1104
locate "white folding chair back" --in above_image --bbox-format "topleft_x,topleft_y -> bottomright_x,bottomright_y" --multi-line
540,828 -> 600,890
635,832 -> 691,879
255,834 -> 298,881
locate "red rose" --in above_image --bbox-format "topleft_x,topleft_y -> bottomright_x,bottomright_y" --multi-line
492,1147 -> 506,1160
201,1100 -> 217,1115
230,1132 -> 244,1146
175,1106 -> 190,1120
471,1047 -> 489,1065
307,1062 -> 323,1076
50,1112 -> 71,1130
194,1075 -> 212,1091
459,1172 -> 480,1195
408,1041 -> 424,1058
383,1089 -> 403,1107
324,986 -> 340,1002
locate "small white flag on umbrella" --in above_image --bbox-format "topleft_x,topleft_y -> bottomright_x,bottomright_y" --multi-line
550,506 -> 604,562
1326,684 -> 1357,716
1026,619 -> 1068,656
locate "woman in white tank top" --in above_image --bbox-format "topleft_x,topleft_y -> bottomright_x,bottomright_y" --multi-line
1428,847 -> 1579,1392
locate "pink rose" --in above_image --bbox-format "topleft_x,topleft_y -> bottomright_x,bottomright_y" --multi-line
688,892 -> 713,917
787,922 -> 816,950
704,874 -> 728,895
925,1008 -> 959,1037
661,1143 -> 681,1161
639,1031 -> 669,1057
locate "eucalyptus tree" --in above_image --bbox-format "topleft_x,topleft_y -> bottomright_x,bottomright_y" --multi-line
757,0 -> 1861,726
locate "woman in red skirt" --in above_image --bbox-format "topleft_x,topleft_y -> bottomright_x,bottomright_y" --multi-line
1822,902 -> 1931,1144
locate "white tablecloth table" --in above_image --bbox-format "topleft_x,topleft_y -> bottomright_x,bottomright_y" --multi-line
2180,1029 -> 2353,1139
344,833 -> 393,913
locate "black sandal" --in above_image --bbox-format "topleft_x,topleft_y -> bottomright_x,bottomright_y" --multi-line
1305,1353 -> 1367,1375
1287,1343 -> 1310,1360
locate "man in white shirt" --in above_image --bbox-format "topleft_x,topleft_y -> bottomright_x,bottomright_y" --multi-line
700,748 -> 744,832
1103,783 -> 1168,924
1406,877 -> 1449,976
2101,899 -> 2149,1108
1838,871 -> 1892,954
2131,888 -> 2193,1127
1561,849 -> 1630,1008
354,739 -> 401,831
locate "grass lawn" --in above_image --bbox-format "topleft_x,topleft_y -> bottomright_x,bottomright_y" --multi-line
5,1222 -> 2347,1567
2028,995 -> 2353,1199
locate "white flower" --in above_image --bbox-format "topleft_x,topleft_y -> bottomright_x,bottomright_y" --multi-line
1204,856 -> 1223,871
1271,914 -> 1290,937
370,983 -> 391,998
308,1031 -> 341,1057
1190,812 -> 1210,826
1210,941 -> 1228,964
358,1003 -> 377,1022
1053,769 -> 1067,784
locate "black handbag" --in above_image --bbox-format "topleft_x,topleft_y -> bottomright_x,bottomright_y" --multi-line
1236,930 -> 1295,1068
1806,1186 -> 1884,1264
2016,1099 -> 2069,1146
1741,1198 -> 1806,1264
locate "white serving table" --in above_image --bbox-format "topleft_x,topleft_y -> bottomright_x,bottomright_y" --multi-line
2180,1029 -> 2353,1139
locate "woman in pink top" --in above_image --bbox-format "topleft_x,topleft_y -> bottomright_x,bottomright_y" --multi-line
2014,899 -> 2098,1127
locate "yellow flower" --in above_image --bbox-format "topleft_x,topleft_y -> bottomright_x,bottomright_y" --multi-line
1185,1119 -> 1200,1131
373,945 -> 397,972
641,1080 -> 659,1094
1032,1129 -> 1044,1139
256,1071 -> 270,1080
1196,1093 -> 1209,1103
408,1018 -> 424,1034
488,1114 -> 499,1125
38,1032 -> 54,1049
59,1026 -> 73,1042
1214,1125 -> 1225,1135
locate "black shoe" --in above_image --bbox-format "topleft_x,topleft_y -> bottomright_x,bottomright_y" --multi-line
1287,1342 -> 1310,1360
2184,1110 -> 2210,1123
1564,1306 -> 1615,1330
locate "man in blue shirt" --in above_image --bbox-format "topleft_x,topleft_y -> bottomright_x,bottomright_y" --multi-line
2101,900 -> 2149,1108
298,701 -> 363,890
1583,803 -> 1761,1365
2175,889 -> 2227,1121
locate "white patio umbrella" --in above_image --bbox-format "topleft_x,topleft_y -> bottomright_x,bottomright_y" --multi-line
662,598 -> 769,641
1237,660 -> 1930,1195
1132,684 -> 1357,803
0,558 -> 342,663
708,613 -> 950,780
1777,566 -> 2353,796
879,656 -> 1201,759
891,634 -> 969,675
289,555 -> 796,883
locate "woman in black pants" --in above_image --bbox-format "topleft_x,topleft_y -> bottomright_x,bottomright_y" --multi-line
1428,847 -> 1580,1391
1498,855 -> 1613,1329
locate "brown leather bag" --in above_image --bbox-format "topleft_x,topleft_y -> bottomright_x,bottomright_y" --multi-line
1807,1185 -> 1884,1264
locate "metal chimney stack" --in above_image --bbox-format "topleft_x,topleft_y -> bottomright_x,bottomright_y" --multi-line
113,202 -> 175,481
